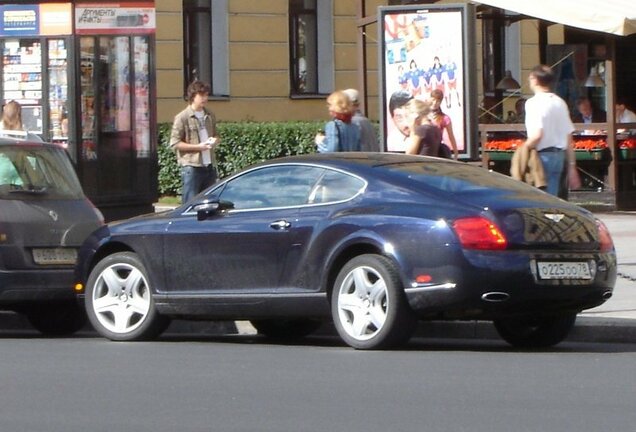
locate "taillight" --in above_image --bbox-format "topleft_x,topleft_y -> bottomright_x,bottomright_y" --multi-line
596,219 -> 614,252
452,217 -> 507,250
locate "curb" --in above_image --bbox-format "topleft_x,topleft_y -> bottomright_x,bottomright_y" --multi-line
2,312 -> 634,345
412,316 -> 636,344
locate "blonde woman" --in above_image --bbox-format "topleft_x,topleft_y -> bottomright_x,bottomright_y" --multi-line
1,100 -> 23,131
404,98 -> 441,156
315,90 -> 360,152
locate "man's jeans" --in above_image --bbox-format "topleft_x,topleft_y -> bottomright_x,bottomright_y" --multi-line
181,165 -> 217,204
538,149 -> 565,196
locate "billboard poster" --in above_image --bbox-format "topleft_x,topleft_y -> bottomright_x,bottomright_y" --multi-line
379,4 -> 477,159
75,2 -> 155,34
0,3 -> 72,37
0,5 -> 39,37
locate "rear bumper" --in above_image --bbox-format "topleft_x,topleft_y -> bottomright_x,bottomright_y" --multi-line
404,250 -> 617,320
0,268 -> 76,305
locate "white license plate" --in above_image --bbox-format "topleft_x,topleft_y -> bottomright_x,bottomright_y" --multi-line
32,248 -> 77,265
536,261 -> 592,280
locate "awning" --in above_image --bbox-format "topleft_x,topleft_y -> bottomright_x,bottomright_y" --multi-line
473,0 -> 636,36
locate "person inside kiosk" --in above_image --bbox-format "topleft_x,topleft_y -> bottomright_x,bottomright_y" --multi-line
0,101 -> 42,141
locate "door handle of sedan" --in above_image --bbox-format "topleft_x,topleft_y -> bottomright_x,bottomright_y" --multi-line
270,220 -> 291,230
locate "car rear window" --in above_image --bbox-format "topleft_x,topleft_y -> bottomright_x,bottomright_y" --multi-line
384,161 -> 532,194
0,144 -> 84,200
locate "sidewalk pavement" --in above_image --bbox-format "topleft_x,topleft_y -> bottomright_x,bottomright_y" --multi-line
567,211 -> 636,343
2,209 -> 635,345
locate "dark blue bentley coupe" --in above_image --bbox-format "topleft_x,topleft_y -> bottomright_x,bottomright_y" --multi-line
75,153 -> 616,349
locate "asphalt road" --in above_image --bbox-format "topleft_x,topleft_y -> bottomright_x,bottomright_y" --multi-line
1,332 -> 635,432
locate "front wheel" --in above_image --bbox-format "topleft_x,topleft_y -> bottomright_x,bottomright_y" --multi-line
331,254 -> 416,350
85,252 -> 170,341
493,313 -> 577,348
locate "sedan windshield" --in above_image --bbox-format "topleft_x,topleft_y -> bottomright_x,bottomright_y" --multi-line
0,145 -> 84,200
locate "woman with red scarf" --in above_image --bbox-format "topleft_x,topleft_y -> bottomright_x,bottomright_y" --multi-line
315,91 -> 361,152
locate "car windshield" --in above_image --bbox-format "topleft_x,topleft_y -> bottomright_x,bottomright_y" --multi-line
384,161 -> 533,195
0,144 -> 84,200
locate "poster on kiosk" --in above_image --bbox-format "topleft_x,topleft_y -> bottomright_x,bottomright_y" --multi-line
378,4 -> 477,159
72,2 -> 156,209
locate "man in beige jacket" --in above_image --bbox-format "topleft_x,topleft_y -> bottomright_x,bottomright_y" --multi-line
169,80 -> 220,203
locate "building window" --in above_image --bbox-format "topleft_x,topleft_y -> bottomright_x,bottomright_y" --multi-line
183,0 -> 211,86
289,0 -> 333,96
182,0 -> 228,97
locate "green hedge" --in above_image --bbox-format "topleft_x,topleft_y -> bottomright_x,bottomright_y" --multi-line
158,121 -> 322,196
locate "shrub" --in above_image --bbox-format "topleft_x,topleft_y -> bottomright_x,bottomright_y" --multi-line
157,121 -> 322,197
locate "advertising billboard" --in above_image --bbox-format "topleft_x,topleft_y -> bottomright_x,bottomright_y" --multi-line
75,2 -> 155,34
0,3 -> 72,37
379,4 -> 477,159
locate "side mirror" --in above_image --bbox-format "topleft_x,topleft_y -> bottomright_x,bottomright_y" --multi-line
194,202 -> 220,221
193,200 -> 234,221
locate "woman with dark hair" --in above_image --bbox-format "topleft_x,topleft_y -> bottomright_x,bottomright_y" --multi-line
407,59 -> 422,96
429,89 -> 458,159
430,56 -> 445,92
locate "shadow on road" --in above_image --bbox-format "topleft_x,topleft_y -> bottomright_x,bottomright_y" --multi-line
2,320 -> 635,353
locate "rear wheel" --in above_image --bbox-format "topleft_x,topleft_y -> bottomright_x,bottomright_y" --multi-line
25,301 -> 87,336
331,254 -> 416,350
85,252 -> 170,341
250,319 -> 322,340
493,314 -> 577,348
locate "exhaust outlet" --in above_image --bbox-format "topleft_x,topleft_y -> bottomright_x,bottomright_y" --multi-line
481,292 -> 510,302
602,291 -> 613,300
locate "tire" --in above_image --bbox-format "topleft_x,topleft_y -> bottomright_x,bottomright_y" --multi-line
494,313 -> 577,348
25,301 -> 87,336
331,254 -> 416,350
250,318 -> 322,340
85,252 -> 170,341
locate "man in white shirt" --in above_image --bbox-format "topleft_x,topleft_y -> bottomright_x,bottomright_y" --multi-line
523,65 -> 580,196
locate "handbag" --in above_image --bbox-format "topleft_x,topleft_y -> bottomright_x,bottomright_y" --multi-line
438,143 -> 452,159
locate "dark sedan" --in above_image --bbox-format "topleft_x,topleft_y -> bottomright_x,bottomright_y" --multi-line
75,153 -> 616,349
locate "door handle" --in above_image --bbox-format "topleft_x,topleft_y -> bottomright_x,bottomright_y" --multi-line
270,220 -> 291,230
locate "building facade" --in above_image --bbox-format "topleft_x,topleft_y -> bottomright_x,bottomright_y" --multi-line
154,0 -> 569,125
156,0 -> 372,123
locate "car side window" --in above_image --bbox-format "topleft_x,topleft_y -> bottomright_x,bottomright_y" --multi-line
0,153 -> 22,187
219,165 -> 324,210
307,169 -> 365,204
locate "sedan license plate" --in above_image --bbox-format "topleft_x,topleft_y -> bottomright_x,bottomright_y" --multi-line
536,261 -> 592,280
32,248 -> 77,265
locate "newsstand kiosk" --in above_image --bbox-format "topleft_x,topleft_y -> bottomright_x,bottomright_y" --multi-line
0,2 -> 157,221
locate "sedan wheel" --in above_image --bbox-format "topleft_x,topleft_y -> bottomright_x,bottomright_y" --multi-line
493,313 -> 577,348
85,252 -> 169,341
332,254 -> 415,350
